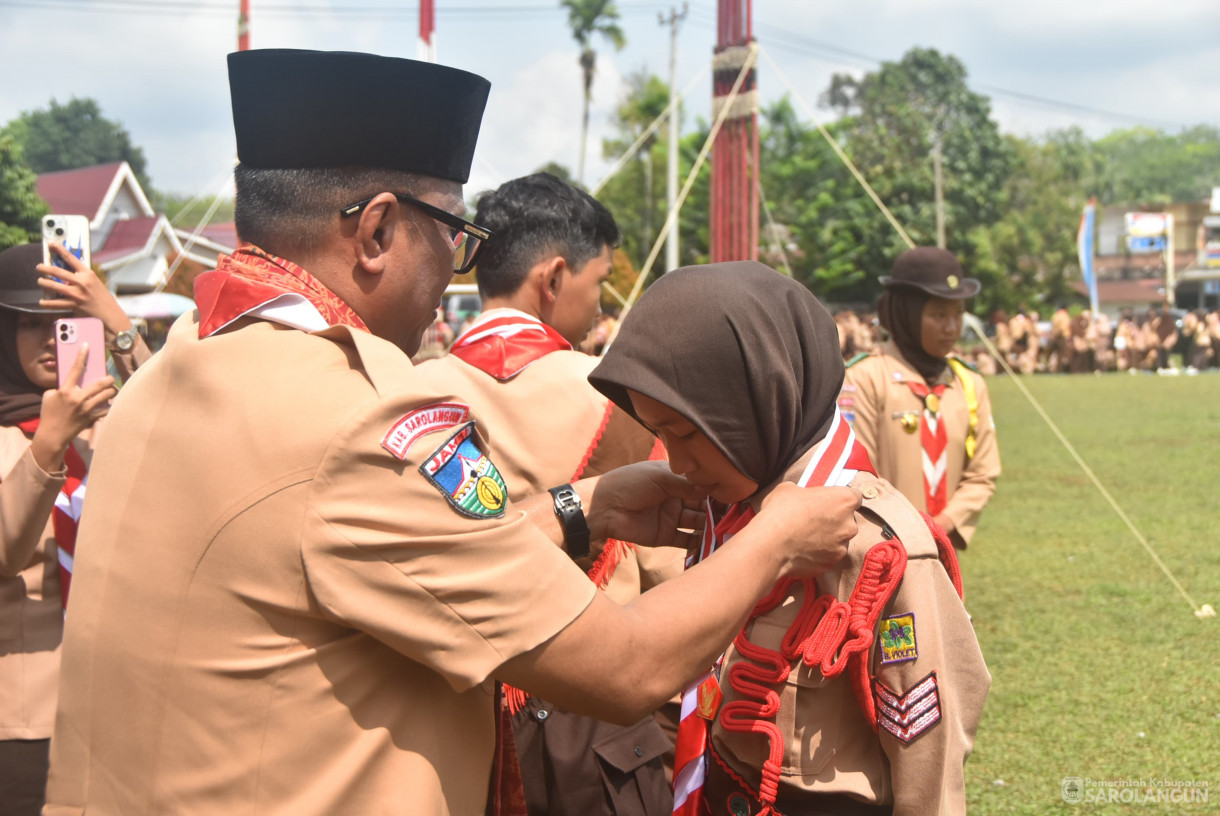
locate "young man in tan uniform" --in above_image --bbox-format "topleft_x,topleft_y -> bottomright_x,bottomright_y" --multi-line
42,50 -> 865,816
421,173 -> 683,815
842,249 -> 1001,549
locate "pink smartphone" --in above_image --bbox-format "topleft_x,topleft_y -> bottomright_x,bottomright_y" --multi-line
55,317 -> 107,389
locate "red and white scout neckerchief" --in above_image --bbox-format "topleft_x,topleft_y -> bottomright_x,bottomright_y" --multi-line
448,309 -> 572,381
672,408 -> 872,816
17,419 -> 85,609
903,380 -> 948,515
194,244 -> 369,338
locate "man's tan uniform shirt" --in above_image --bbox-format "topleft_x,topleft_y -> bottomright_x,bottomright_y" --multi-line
43,315 -> 597,816
841,341 -> 1000,546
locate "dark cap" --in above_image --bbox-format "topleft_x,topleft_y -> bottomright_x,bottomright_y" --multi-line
228,49 -> 491,184
879,247 -> 980,299
0,244 -> 72,315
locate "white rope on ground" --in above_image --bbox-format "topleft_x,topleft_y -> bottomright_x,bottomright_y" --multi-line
761,47 -> 916,249
156,166 -> 235,294
617,42 -> 759,319
960,318 -> 1215,619
590,62 -> 710,198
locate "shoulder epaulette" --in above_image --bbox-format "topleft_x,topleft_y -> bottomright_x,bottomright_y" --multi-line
845,351 -> 871,369
948,355 -> 979,375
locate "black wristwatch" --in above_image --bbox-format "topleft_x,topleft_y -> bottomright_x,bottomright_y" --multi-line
548,485 -> 590,559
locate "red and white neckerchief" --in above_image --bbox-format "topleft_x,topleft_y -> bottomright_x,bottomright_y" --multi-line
17,419 -> 86,609
903,380 -> 949,516
448,308 -> 572,381
672,408 -> 870,816
193,244 -> 369,338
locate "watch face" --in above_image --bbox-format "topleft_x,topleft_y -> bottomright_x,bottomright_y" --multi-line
115,330 -> 135,351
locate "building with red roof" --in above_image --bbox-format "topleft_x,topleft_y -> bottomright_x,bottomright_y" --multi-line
36,161 -> 228,293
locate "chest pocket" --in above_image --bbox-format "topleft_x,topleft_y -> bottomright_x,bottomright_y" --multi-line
716,599 -> 849,781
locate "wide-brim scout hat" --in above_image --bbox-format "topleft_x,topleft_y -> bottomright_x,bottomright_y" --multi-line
0,243 -> 72,315
228,49 -> 491,183
879,247 -> 980,299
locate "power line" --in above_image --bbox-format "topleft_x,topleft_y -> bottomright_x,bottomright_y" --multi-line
0,0 -> 668,19
685,8 -> 1189,131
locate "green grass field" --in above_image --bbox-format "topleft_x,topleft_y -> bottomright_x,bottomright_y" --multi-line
963,373 -> 1220,814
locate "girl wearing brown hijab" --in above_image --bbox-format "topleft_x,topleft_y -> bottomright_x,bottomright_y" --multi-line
0,243 -> 126,816
590,261 -> 987,816
843,248 -> 1001,551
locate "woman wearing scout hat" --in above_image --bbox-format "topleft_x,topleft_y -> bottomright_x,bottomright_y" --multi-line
0,241 -> 141,815
840,247 -> 1001,550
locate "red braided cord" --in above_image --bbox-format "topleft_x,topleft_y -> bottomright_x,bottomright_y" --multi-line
921,511 -> 964,599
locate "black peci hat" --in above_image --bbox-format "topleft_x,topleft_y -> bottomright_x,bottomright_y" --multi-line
879,247 -> 980,299
0,244 -> 72,315
228,49 -> 491,184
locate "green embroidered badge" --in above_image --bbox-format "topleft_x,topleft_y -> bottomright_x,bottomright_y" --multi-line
879,612 -> 918,664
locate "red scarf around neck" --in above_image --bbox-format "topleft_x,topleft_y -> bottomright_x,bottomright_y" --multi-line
194,244 -> 368,338
17,419 -> 86,609
449,311 -> 572,381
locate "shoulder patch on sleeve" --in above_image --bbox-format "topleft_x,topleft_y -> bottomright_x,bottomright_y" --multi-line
382,402 -> 471,460
845,351 -> 871,369
878,612 -> 919,664
874,671 -> 941,744
419,421 -> 507,519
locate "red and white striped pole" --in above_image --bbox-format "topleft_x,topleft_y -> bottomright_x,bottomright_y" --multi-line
418,0 -> 436,62
237,0 -> 250,51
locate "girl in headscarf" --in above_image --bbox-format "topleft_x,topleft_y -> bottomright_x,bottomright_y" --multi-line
0,243 -> 128,816
590,261 -> 987,816
842,247 -> 1001,551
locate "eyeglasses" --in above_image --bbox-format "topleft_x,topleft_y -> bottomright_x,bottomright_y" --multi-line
339,192 -> 492,275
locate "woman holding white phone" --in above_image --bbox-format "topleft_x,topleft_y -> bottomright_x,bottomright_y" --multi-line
0,242 -> 147,816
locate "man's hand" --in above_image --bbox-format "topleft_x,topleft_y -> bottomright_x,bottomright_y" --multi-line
747,483 -> 861,579
582,461 -> 707,549
38,242 -> 135,341
30,343 -> 117,473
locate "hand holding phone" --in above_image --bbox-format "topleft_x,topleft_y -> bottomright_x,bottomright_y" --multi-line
42,215 -> 91,273
55,317 -> 108,390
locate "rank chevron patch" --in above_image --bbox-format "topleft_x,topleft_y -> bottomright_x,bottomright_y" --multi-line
874,671 -> 941,744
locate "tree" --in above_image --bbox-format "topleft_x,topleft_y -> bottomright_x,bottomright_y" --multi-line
3,98 -> 151,190
598,72 -> 670,264
1088,125 -> 1220,206
560,0 -> 626,184
0,133 -> 47,251
817,48 -> 1014,304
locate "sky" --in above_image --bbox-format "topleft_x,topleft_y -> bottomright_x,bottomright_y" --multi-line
2,0 -> 1219,212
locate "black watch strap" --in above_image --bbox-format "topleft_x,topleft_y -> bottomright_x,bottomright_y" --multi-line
548,485 -> 590,559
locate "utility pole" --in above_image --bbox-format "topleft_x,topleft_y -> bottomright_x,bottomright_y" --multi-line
932,133 -> 946,249
659,3 -> 687,273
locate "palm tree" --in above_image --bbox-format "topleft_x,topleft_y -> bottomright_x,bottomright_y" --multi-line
560,0 -> 626,184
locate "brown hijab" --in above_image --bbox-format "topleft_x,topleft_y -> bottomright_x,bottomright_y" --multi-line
877,287 -> 946,384
589,261 -> 843,486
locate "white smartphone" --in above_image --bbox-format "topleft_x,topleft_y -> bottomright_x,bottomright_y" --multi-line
42,214 -> 91,272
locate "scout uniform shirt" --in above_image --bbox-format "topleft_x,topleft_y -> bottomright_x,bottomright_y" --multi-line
841,341 -> 1000,547
43,310 -> 598,816
419,307 -> 685,600
0,426 -> 88,742
706,447 -> 990,816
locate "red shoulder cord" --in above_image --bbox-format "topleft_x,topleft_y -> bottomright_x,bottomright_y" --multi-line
716,539 -> 907,815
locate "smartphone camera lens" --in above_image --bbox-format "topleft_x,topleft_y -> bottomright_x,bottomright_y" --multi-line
55,228 -> 65,237
59,331 -> 69,342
